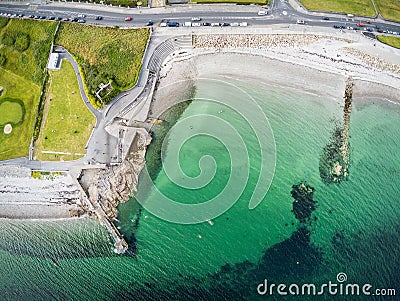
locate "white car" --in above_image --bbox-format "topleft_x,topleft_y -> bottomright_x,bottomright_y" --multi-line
296,20 -> 305,24
192,22 -> 201,27
191,17 -> 201,21
258,10 -> 267,16
239,22 -> 248,27
230,22 -> 239,27
211,22 -> 220,27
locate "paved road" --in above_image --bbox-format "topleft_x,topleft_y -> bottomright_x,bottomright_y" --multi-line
0,0 -> 399,32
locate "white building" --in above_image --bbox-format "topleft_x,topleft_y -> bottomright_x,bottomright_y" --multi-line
47,53 -> 60,70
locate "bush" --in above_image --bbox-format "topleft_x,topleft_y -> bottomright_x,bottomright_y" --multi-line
14,33 -> 30,52
0,17 -> 8,29
2,31 -> 15,46
0,53 -> 6,66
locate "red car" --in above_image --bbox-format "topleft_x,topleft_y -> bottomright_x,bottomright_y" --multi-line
365,20 -> 371,24
125,17 -> 132,21
357,23 -> 365,27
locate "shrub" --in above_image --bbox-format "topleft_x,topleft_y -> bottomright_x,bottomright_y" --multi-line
0,17 -> 8,29
14,33 -> 30,52
2,31 -> 15,46
0,53 -> 6,66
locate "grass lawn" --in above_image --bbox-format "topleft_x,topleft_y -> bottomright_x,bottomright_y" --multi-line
55,23 -> 150,108
35,59 -> 96,161
0,68 -> 40,161
0,17 -> 56,161
0,17 -> 57,85
192,0 -> 266,4
298,0 -> 376,17
377,35 -> 400,49
0,100 -> 24,125
375,0 -> 400,22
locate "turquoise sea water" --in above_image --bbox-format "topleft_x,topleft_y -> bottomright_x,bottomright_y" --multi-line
0,77 -> 399,300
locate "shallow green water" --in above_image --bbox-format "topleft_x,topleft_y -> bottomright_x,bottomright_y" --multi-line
0,77 -> 399,300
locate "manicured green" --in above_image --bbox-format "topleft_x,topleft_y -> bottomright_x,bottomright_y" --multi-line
298,0 -> 375,17
377,35 -> 400,49
0,99 -> 25,126
35,59 -> 96,161
375,0 -> 400,22
0,68 -> 40,160
55,23 -> 150,108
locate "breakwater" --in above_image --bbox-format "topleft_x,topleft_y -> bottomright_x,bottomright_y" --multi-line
78,129 -> 151,253
319,77 -> 353,184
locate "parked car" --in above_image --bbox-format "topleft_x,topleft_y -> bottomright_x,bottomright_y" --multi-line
77,19 -> 86,23
166,21 -> 179,27
77,14 -> 86,18
191,17 -> 201,21
296,20 -> 305,24
95,16 -> 103,20
322,16 -> 330,20
357,23 -> 365,27
202,22 -> 211,26
258,10 -> 267,16
146,20 -> 153,26
124,17 -> 132,21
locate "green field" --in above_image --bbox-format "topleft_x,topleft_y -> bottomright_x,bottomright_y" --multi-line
35,59 -> 96,161
0,68 -> 40,160
298,0 -> 376,17
377,35 -> 400,49
55,23 -> 149,108
0,99 -> 24,125
0,17 -> 56,161
375,0 -> 400,22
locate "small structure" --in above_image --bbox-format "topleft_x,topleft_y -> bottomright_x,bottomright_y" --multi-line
47,53 -> 61,70
95,82 -> 113,100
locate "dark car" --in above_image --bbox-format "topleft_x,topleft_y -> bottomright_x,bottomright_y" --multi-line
48,16 -> 55,20
40,16 -> 46,19
95,16 -> 103,20
333,25 -> 340,29
203,22 -> 211,26
146,20 -> 153,26
166,21 -> 179,27
322,16 -> 330,20
71,18 -> 79,22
